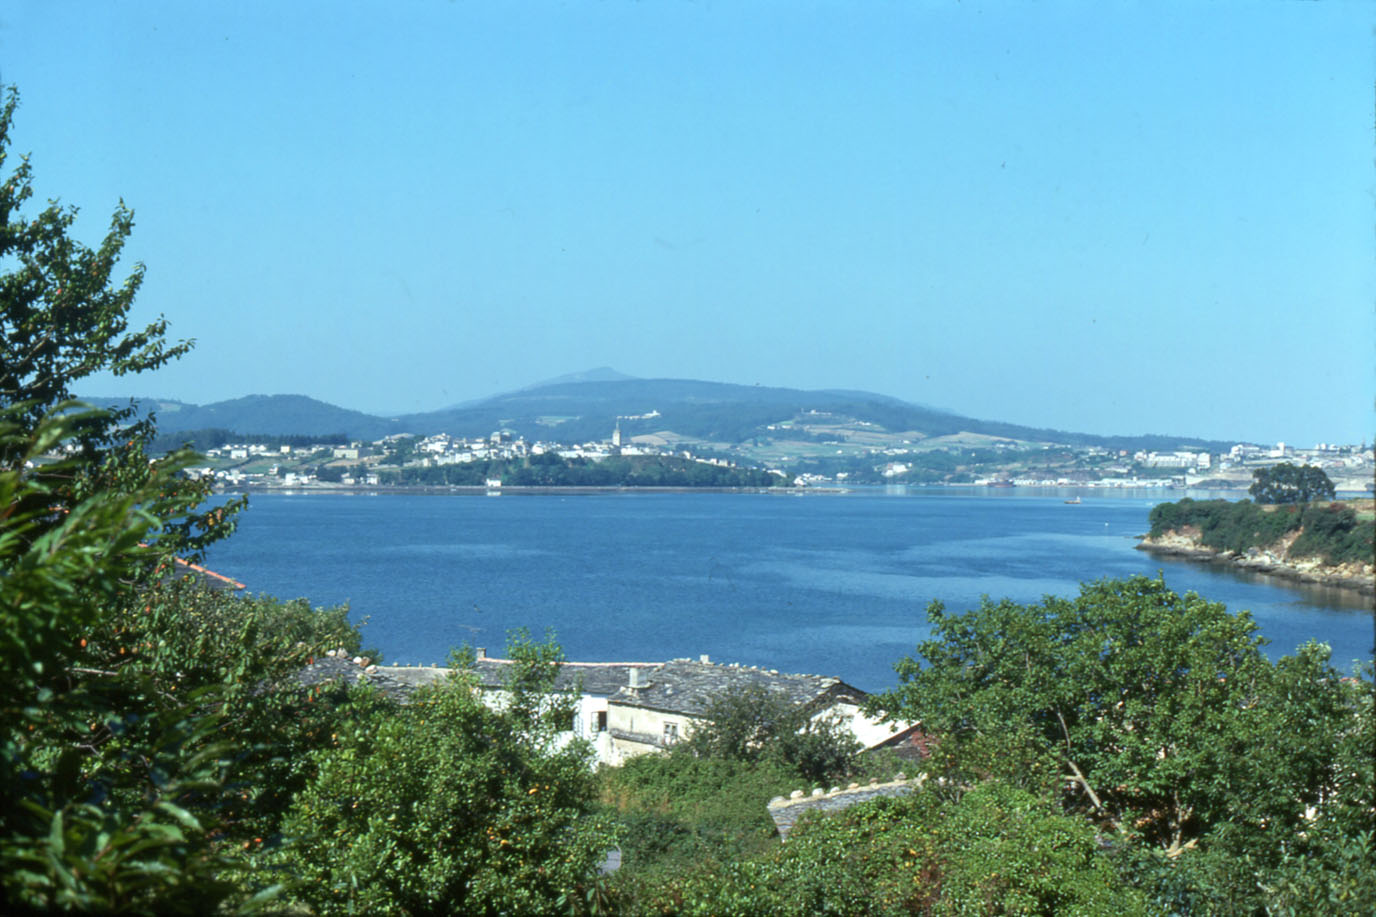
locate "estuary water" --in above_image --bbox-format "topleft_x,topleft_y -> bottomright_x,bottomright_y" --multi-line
206,488 -> 1373,691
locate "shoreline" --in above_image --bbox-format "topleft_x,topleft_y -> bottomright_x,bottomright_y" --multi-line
215,484 -> 819,496
211,483 -> 1372,500
1135,539 -> 1375,598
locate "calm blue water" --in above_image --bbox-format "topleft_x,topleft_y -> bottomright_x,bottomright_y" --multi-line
206,489 -> 1374,691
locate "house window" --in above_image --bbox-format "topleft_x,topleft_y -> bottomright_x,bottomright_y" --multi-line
663,722 -> 679,745
596,711 -> 607,732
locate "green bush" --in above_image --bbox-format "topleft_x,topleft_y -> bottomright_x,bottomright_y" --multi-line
626,784 -> 1147,916
0,411 -> 245,913
868,576 -> 1368,915
280,638 -> 615,916
1148,497 -> 1294,552
1292,503 -> 1375,565
600,753 -> 796,872
681,682 -> 863,785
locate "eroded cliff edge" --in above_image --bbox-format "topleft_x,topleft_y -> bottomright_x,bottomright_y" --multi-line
1137,525 -> 1374,596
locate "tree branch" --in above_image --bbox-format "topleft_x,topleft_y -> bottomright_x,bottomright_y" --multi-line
1064,757 -> 1123,834
1055,707 -> 1073,754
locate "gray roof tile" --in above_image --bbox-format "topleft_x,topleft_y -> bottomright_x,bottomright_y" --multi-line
610,659 -> 866,716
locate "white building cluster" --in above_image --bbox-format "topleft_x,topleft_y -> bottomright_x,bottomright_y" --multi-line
174,412 -> 780,491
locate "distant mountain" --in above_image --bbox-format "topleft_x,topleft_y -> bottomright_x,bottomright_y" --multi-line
83,394 -> 401,441
521,366 -> 638,389
400,378 -> 1231,451
434,366 -> 639,412
82,374 -> 1235,453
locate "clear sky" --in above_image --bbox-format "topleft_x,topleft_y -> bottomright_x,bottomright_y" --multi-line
2,1 -> 1372,445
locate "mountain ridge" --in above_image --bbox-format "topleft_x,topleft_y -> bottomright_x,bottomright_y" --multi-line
81,373 -> 1239,453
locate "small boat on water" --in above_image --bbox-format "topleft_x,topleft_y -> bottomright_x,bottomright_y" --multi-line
1064,496 -> 1082,504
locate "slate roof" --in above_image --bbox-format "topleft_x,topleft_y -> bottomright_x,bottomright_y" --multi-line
609,659 -> 867,717
466,658 -> 664,696
295,655 -> 416,702
306,658 -> 667,700
295,656 -> 867,714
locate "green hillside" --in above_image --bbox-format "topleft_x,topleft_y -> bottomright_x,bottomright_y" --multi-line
87,376 -> 1235,454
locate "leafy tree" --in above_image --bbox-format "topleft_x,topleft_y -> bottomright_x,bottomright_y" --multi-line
280,636 -> 615,916
0,406 -> 365,913
0,89 -> 356,912
0,87 -> 240,564
869,576 -> 1365,913
0,409 -> 243,913
0,92 -> 176,426
1249,462 -> 1336,504
683,683 -> 861,785
0,87 -> 232,911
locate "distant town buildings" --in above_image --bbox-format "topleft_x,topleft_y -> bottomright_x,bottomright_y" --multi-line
113,417 -> 1376,495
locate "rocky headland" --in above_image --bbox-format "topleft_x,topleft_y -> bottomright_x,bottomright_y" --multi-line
1137,526 -> 1374,597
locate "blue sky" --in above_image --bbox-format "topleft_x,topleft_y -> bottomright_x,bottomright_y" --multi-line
2,1 -> 1371,445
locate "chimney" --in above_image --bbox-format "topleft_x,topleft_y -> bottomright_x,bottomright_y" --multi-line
699,654 -> 710,664
628,667 -> 641,689
476,647 -> 486,659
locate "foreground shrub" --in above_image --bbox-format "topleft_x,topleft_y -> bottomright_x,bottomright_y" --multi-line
869,575 -> 1370,914
627,783 -> 1145,916
280,637 -> 615,916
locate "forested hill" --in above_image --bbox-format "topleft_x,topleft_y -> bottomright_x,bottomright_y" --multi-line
84,376 -> 1234,452
83,394 -> 403,442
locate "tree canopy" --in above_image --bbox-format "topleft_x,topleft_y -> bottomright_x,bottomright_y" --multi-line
1249,461 -> 1336,504
867,576 -> 1374,913
281,639 -> 615,916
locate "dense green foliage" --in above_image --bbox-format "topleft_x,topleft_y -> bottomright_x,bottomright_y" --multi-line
867,576 -> 1375,915
679,683 -> 862,784
1289,501 -> 1376,565
280,639 -> 615,916
1149,497 -> 1302,552
0,407 -> 363,912
596,577 -> 1373,915
628,783 -> 1146,916
1249,462 -> 1336,504
1149,497 -> 1374,565
3,414 -> 614,914
601,753 -> 801,885
0,87 -> 264,912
